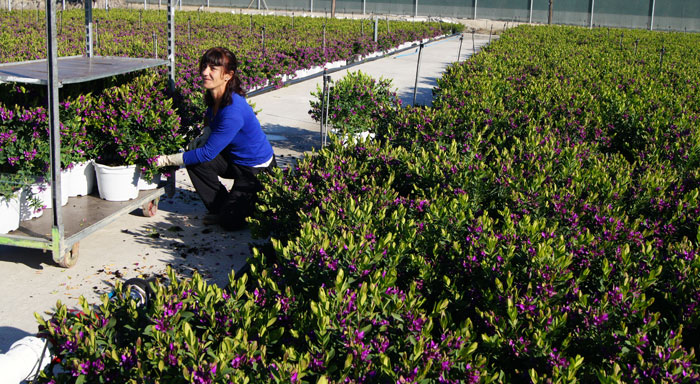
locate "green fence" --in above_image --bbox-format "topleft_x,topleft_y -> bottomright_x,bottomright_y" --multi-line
125,0 -> 700,32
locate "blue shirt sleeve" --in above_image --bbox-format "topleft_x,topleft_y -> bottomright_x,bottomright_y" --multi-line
182,106 -> 244,165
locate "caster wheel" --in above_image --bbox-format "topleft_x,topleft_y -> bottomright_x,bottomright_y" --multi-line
58,243 -> 79,268
142,198 -> 159,217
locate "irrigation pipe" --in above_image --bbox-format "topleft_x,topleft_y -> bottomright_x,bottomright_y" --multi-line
247,32 -> 462,98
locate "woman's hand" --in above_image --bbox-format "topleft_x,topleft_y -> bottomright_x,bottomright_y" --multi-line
155,153 -> 184,167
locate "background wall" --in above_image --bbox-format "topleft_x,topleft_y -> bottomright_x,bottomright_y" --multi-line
16,0 -> 695,32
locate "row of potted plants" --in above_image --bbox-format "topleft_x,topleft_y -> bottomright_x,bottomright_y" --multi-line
0,73 -> 183,232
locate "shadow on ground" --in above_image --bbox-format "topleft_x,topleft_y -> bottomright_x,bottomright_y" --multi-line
263,123 -> 323,154
399,76 -> 439,107
121,188 -> 267,288
0,327 -> 34,353
0,246 -> 52,270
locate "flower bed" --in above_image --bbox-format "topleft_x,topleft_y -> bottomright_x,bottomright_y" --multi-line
36,25 -> 700,383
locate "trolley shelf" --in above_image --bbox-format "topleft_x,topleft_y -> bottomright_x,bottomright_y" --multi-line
0,0 -> 176,267
10,187 -> 165,241
0,56 -> 169,85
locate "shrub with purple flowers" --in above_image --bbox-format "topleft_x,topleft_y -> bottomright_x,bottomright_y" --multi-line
309,70 -> 401,137
32,21 -> 700,384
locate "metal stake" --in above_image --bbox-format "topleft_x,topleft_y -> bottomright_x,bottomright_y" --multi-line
659,45 -> 665,67
320,70 -> 331,147
412,42 -> 423,106
489,24 -> 492,43
472,29 -> 475,54
457,34 -> 463,61
323,23 -> 326,58
188,16 -> 191,41
589,0 -> 595,29
153,31 -> 157,58
262,25 -> 266,57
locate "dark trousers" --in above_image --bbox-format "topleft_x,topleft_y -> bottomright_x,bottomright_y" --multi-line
186,154 -> 276,230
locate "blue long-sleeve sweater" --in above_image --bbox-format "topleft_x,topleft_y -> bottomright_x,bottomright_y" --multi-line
182,93 -> 273,167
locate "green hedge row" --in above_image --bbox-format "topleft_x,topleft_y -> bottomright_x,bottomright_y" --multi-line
38,25 -> 700,383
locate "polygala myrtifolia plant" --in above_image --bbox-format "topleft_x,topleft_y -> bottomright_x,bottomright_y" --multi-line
35,24 -> 700,383
309,71 -> 402,138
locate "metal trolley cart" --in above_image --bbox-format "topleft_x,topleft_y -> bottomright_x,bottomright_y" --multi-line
0,0 -> 177,267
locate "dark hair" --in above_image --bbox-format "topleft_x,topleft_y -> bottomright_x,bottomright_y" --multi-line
199,47 -> 246,107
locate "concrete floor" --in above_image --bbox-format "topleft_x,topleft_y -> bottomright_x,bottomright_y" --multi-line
0,33 -> 492,353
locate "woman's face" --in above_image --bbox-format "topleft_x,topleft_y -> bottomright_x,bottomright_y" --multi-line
201,63 -> 231,94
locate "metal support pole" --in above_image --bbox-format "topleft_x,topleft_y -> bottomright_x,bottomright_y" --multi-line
46,0 -> 64,253
153,31 -> 157,58
168,0 -> 176,94
649,0 -> 655,30
144,0 -> 146,10
373,16 -> 378,42
489,24 -> 492,43
310,0 -> 313,13
473,0 -> 477,19
414,0 -> 417,18
257,0 -> 260,10
529,0 -> 533,23
85,0 -> 93,57
362,0 -> 365,15
589,0 -> 594,29
457,34 -> 463,61
8,0 -> 11,12
412,42 -> 423,106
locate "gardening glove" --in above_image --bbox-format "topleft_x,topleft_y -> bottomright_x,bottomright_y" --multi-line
155,153 -> 184,167
187,126 -> 211,150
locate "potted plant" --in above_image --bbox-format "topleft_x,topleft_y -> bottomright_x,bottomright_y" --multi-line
87,74 -> 183,201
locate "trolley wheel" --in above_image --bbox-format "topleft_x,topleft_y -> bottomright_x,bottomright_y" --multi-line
142,197 -> 159,217
59,243 -> 79,268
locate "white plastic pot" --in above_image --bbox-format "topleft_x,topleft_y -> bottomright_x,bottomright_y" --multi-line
29,180 -> 68,209
138,172 -> 161,190
65,161 -> 96,197
94,163 -> 140,201
0,195 -> 20,234
19,185 -> 45,221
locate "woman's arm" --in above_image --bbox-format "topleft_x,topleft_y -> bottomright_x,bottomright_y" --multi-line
182,110 -> 244,165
